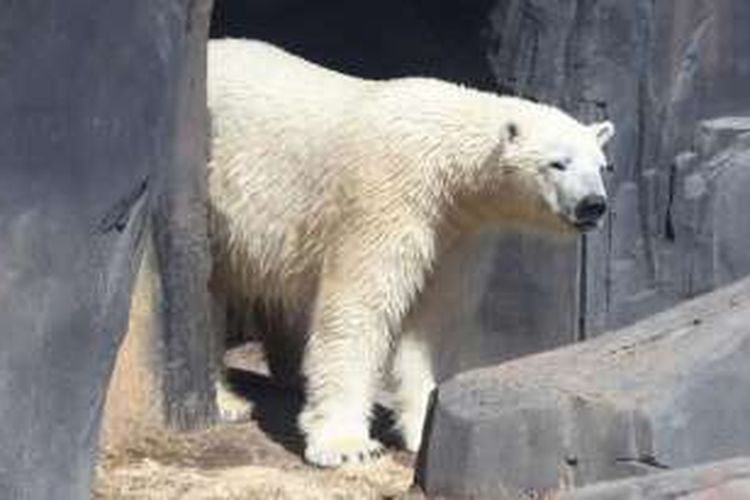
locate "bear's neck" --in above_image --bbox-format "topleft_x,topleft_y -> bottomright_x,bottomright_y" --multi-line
429,140 -> 527,248
388,88 -> 537,250
435,180 -> 528,247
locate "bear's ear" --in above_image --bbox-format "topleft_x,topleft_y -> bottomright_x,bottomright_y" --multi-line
505,122 -> 520,143
590,121 -> 615,146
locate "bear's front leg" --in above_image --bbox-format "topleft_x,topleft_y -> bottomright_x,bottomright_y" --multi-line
298,224 -> 433,467
298,291 -> 389,467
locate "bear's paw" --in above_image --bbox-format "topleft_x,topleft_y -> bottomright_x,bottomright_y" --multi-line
215,380 -> 252,423
304,436 -> 385,468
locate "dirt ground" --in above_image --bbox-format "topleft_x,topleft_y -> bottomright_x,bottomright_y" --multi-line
94,343 -> 424,499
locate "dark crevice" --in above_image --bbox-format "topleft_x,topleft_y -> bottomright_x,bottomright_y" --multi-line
635,1 -> 658,284
664,162 -> 677,242
567,0 -> 592,340
615,454 -> 670,470
97,175 -> 150,233
577,235 -> 588,341
605,203 -> 614,318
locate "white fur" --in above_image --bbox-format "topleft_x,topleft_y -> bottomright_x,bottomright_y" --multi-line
206,39 -> 613,466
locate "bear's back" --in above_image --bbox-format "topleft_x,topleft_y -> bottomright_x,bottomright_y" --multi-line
207,39 -> 367,148
204,39 -> 509,305
206,40 -> 370,303
206,39 -> 371,208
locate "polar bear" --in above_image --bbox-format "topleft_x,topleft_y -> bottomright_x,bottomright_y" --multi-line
207,39 -> 614,467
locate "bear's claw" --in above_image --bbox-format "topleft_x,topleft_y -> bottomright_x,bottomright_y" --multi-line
215,381 -> 252,423
304,436 -> 385,468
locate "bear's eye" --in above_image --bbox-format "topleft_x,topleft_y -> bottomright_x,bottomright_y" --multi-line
549,161 -> 567,171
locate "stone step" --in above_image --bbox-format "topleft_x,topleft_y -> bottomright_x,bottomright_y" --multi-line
561,457 -> 750,500
416,277 -> 750,498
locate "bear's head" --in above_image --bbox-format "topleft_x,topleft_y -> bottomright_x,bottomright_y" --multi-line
484,100 -> 615,235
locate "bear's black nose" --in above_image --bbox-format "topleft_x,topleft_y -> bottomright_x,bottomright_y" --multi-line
575,194 -> 607,225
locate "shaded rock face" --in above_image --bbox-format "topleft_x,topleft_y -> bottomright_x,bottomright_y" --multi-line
486,0 -> 750,334
417,277 -> 750,497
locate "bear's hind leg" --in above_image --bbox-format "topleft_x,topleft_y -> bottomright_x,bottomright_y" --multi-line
215,378 -> 252,422
210,286 -> 252,422
392,329 -> 435,452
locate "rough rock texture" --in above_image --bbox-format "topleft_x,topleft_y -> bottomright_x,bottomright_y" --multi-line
561,458 -> 750,500
486,0 -> 750,336
417,276 -> 750,498
0,1 -> 213,498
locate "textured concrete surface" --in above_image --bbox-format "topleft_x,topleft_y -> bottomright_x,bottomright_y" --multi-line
0,1 -> 211,498
561,458 -> 750,500
417,277 -> 750,498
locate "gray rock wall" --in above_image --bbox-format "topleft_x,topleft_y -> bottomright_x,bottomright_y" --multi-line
0,1 -> 213,498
